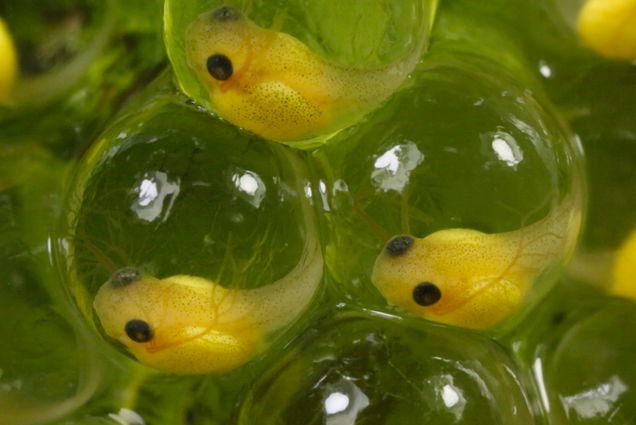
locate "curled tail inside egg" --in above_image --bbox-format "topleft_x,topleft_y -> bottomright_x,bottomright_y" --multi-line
238,152 -> 323,332
493,193 -> 581,294
327,0 -> 438,110
240,228 -> 322,333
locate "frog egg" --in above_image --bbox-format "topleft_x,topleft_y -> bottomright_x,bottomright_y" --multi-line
164,0 -> 436,145
238,310 -> 536,424
57,83 -> 322,374
0,252 -> 102,425
555,59 -> 636,294
314,54 -> 584,331
543,301 -> 636,423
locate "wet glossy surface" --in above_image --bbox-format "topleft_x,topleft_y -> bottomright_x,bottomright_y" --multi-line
165,0 -> 437,147
239,310 -> 536,425
59,85 -> 323,374
314,53 -> 584,330
1,0 -> 635,423
0,144 -> 102,425
545,302 -> 636,424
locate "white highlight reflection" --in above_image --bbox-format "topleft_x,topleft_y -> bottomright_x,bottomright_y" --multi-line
442,384 -> 460,408
489,132 -> 523,168
325,392 -> 350,414
304,182 -> 313,199
533,358 -> 551,414
131,171 -> 180,223
372,141 -> 424,192
137,179 -> 158,207
332,179 -> 349,195
425,374 -> 466,421
374,147 -> 400,174
108,408 -> 145,425
235,174 -> 258,195
324,379 -> 369,425
318,179 -> 331,211
231,170 -> 266,208
539,61 -> 553,78
562,375 -> 628,419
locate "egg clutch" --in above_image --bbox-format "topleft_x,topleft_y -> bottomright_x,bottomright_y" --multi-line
52,0 -> 636,377
3,0 -> 636,424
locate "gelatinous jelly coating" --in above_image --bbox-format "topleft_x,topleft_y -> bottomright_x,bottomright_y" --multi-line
544,302 -> 636,423
239,312 -> 536,424
93,233 -> 322,375
612,229 -> 636,299
185,6 -> 427,143
372,196 -> 580,330
0,18 -> 17,102
577,0 -> 636,60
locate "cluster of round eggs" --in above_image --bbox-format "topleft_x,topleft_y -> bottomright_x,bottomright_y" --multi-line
68,0 -> 583,375
1,0 -> 636,424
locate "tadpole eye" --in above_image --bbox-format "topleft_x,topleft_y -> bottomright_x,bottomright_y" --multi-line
385,235 -> 414,257
125,319 -> 153,343
207,54 -> 233,81
110,267 -> 141,287
412,282 -> 442,306
212,6 -> 239,21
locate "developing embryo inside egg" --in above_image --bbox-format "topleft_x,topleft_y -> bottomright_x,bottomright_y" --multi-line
62,91 -> 322,374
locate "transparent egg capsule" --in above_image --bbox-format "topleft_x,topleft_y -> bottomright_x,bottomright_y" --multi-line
238,310 -> 536,424
59,84 -> 323,375
164,0 -> 438,148
0,258 -> 102,425
315,54 -> 584,332
554,54 -> 636,298
544,301 -> 636,424
0,140 -> 103,424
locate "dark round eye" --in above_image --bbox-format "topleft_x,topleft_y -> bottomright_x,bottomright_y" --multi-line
212,6 -> 239,21
125,319 -> 153,343
385,235 -> 414,257
110,267 -> 141,287
413,282 -> 442,306
207,54 -> 233,81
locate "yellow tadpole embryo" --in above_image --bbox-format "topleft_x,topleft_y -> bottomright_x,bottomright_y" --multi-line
611,229 -> 636,300
94,235 -> 322,374
186,5 -> 426,143
93,171 -> 323,374
577,0 -> 636,60
372,198 -> 580,330
0,18 -> 17,103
